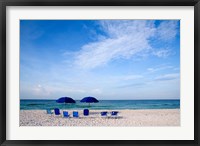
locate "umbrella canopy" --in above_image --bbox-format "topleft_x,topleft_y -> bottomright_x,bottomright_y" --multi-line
80,96 -> 99,106
56,97 -> 76,103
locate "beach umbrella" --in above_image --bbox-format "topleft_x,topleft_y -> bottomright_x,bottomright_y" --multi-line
56,97 -> 76,103
80,96 -> 99,106
56,97 -> 76,108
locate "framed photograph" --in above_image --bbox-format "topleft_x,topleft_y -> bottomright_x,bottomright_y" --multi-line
0,0 -> 199,145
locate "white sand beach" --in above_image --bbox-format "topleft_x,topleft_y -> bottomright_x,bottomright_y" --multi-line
20,109 -> 180,126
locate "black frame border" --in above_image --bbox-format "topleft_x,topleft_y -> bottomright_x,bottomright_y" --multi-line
0,0 -> 199,146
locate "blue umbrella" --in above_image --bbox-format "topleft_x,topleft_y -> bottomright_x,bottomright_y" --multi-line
56,97 -> 76,103
80,96 -> 99,106
56,97 -> 76,108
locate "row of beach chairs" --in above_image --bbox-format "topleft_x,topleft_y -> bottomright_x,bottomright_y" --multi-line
46,108 -> 119,118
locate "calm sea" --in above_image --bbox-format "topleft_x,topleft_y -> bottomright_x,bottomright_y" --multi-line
20,99 -> 180,110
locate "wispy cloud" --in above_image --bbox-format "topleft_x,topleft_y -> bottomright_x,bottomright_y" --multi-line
91,88 -> 102,94
154,73 -> 179,81
32,84 -> 51,96
120,75 -> 143,80
156,20 -> 179,41
153,49 -> 174,58
117,83 -> 145,88
99,74 -> 144,87
147,65 -> 174,72
74,36 -> 151,69
74,20 -> 179,69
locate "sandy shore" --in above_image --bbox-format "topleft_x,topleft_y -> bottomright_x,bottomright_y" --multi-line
20,109 -> 180,126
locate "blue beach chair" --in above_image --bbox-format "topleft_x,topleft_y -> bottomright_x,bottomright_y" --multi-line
63,111 -> 70,118
54,108 -> 61,115
111,111 -> 119,118
46,109 -> 53,114
83,109 -> 89,116
73,111 -> 79,118
101,111 -> 108,117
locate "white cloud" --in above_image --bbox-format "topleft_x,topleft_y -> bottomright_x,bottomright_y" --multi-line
147,65 -> 174,72
99,20 -> 156,38
156,21 -> 179,41
154,73 -> 180,81
72,20 -> 179,69
91,88 -> 102,94
153,49 -> 174,58
117,82 -> 145,88
118,75 -> 143,80
32,84 -> 51,96
75,36 -> 151,69
20,83 -> 88,99
74,20 -> 155,69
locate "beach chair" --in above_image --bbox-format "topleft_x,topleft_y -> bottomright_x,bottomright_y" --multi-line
110,111 -> 119,118
46,109 -> 53,114
83,109 -> 89,116
73,111 -> 79,118
101,111 -> 108,117
63,111 -> 70,118
54,108 -> 61,115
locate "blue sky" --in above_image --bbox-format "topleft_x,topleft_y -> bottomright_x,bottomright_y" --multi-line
20,20 -> 180,100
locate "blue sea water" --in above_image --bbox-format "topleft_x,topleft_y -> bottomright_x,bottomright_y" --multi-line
20,99 -> 180,110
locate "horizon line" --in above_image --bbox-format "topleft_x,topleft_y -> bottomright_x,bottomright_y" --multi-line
20,98 -> 180,100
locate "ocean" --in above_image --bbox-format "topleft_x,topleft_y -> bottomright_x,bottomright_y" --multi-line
20,99 -> 180,110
